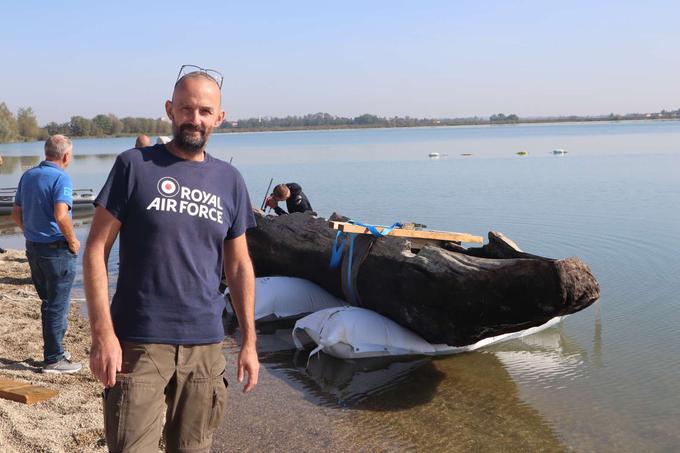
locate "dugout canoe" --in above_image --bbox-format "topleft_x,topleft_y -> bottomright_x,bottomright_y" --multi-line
246,210 -> 600,347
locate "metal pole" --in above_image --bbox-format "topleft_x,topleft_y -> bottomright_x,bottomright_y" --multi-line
260,178 -> 274,210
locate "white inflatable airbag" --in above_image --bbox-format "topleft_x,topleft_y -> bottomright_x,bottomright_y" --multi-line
293,306 -> 564,359
226,276 -> 345,322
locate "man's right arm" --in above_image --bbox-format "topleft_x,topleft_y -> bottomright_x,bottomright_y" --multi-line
265,195 -> 288,215
11,205 -> 23,231
54,202 -> 80,254
84,206 -> 122,388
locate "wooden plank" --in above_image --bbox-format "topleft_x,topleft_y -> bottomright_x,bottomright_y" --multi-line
0,378 -> 58,405
329,221 -> 484,244
0,377 -> 28,391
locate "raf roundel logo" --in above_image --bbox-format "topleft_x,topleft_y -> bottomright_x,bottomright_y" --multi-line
157,177 -> 180,197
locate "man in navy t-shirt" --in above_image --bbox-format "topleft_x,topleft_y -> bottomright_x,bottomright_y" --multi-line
12,135 -> 82,374
84,68 -> 259,452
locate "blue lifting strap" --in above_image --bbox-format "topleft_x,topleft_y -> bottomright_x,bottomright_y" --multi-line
346,233 -> 359,305
330,220 -> 403,306
330,220 -> 403,269
329,230 -> 347,269
349,220 -> 403,237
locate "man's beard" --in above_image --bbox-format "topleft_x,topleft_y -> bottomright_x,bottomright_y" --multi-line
173,123 -> 208,153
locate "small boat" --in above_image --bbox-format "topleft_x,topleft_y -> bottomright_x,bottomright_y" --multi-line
461,153 -> 473,157
516,151 -> 529,156
428,152 -> 440,159
0,188 -> 95,215
552,149 -> 567,155
157,136 -> 172,144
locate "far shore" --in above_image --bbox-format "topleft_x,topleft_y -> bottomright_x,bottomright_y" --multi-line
1,117 -> 678,146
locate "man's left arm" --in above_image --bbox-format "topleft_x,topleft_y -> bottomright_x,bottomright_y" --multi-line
223,234 -> 259,392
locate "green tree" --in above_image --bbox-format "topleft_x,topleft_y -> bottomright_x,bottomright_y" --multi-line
45,122 -> 68,135
109,114 -> 124,135
69,115 -> 92,136
158,120 -> 171,134
17,107 -> 41,140
92,114 -> 113,135
0,102 -> 19,143
353,113 -> 381,125
122,117 -> 141,133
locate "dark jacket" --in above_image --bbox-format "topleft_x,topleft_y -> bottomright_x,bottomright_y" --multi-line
274,183 -> 313,215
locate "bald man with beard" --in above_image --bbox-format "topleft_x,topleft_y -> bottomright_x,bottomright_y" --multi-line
84,69 -> 259,452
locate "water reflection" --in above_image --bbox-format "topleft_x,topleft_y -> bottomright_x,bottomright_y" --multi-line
341,352 -> 566,451
302,354 -> 435,409
0,155 -> 41,175
237,319 -> 603,451
0,153 -> 118,182
0,210 -> 94,236
250,316 -> 596,408
489,312 -> 602,389
593,302 -> 603,369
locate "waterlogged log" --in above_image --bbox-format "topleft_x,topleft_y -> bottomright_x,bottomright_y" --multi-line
247,211 -> 600,346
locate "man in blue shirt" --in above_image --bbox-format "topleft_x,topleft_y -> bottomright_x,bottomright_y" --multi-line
11,134 -> 82,374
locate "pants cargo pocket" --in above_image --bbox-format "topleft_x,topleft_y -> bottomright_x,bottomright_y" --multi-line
103,375 -> 131,451
207,371 -> 229,433
103,374 -> 162,453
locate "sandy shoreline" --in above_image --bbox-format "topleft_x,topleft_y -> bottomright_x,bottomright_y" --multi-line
0,249 -> 105,452
0,249 -> 376,453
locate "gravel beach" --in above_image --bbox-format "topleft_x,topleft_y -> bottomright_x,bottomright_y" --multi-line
0,249 -> 376,452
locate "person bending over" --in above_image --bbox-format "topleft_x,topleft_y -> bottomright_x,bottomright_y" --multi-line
265,182 -> 313,215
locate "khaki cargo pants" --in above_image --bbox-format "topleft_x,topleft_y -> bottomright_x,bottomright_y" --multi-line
103,342 -> 228,453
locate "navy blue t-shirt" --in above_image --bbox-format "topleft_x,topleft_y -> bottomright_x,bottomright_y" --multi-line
95,145 -> 255,344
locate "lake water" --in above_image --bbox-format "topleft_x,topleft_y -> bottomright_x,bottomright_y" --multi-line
1,121 -> 679,451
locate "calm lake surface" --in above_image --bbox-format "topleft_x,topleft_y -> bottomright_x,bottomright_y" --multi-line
1,121 -> 679,451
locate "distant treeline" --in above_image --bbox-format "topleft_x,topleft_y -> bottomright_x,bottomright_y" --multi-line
3,100 -> 680,144
0,101 -> 170,144
218,109 -> 680,132
219,112 -> 493,130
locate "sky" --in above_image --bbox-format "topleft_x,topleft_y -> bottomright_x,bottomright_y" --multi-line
1,0 -> 679,124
